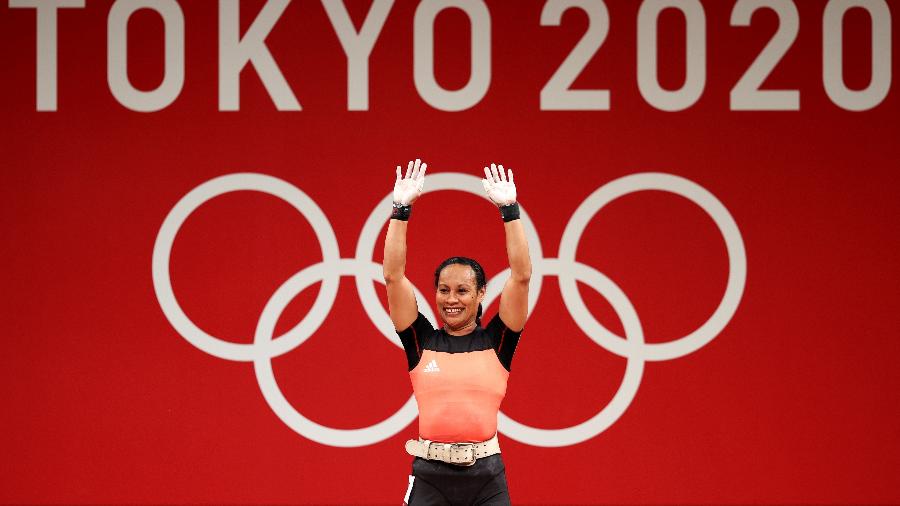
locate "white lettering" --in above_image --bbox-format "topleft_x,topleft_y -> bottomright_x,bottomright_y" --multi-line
107,0 -> 185,112
9,0 -> 86,111
637,0 -> 706,111
823,0 -> 892,111
540,0 -> 611,111
730,0 -> 799,111
413,0 -> 491,112
219,0 -> 301,111
321,0 -> 394,111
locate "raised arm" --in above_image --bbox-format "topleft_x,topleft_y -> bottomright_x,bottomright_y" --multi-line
383,159 -> 426,331
483,163 -> 532,331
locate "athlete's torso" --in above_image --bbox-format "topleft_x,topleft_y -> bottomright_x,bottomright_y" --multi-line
398,313 -> 522,443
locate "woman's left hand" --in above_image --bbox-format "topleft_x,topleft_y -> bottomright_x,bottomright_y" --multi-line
482,163 -> 517,206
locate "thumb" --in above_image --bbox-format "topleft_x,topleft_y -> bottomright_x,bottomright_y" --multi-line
482,179 -> 492,194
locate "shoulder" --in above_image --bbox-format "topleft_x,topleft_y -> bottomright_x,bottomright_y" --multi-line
396,313 -> 439,371
398,312 -> 436,335
484,313 -> 524,337
483,313 -> 524,372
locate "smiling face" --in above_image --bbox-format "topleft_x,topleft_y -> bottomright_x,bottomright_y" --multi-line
436,263 -> 486,334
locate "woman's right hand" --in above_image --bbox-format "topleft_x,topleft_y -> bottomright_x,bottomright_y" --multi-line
393,159 -> 427,205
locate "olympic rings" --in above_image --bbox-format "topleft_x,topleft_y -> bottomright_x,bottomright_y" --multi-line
152,171 -> 746,448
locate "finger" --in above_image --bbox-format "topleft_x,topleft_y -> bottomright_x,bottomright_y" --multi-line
484,166 -> 493,182
490,163 -> 500,183
498,164 -> 507,182
508,168 -> 514,185
413,158 -> 421,178
482,178 -> 492,194
415,160 -> 425,179
396,166 -> 402,182
406,160 -> 413,179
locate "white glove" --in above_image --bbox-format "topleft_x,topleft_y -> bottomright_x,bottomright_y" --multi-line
393,159 -> 426,205
482,163 -> 517,206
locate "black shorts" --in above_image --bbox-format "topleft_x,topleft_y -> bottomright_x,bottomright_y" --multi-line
404,454 -> 510,506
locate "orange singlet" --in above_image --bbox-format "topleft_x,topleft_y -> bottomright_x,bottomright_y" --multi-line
398,313 -> 522,443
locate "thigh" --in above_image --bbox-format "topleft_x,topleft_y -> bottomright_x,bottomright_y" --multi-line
406,473 -> 451,506
473,468 -> 511,506
406,458 -> 452,506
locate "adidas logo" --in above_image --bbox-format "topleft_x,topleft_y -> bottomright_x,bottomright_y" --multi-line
423,359 -> 440,373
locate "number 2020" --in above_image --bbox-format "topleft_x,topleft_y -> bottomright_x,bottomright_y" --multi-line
541,0 -> 892,112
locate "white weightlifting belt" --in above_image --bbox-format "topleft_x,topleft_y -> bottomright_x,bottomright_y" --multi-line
404,433 -> 501,466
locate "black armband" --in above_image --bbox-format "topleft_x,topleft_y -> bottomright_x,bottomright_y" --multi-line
499,202 -> 520,222
391,202 -> 412,221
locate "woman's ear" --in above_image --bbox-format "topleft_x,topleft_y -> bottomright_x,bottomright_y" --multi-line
477,288 -> 486,303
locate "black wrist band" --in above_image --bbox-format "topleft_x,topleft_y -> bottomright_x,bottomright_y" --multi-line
391,202 -> 412,221
499,202 -> 520,222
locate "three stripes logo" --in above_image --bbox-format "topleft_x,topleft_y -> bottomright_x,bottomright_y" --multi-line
423,359 -> 440,373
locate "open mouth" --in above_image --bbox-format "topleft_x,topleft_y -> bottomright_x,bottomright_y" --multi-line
444,307 -> 464,315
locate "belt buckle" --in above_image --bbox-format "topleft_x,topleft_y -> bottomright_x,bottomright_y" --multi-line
449,442 -> 476,466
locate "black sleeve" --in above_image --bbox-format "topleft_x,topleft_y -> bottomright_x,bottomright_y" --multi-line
397,313 -> 434,371
484,314 -> 523,372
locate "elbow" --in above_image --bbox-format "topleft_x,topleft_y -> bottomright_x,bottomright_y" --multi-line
511,265 -> 532,284
383,269 -> 401,284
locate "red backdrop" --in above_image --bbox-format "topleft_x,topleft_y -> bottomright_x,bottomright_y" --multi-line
2,0 -> 899,504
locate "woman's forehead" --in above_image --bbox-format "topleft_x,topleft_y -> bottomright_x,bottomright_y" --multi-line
438,264 -> 477,285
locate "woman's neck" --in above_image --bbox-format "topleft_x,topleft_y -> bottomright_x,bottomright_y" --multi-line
444,319 -> 477,336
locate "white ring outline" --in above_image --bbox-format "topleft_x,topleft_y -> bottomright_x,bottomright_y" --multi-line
491,259 -> 645,447
253,259 -> 429,447
151,173 -> 340,362
558,172 -> 747,361
152,171 -> 745,447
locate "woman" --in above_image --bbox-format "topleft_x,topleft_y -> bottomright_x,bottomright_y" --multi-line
383,159 -> 532,505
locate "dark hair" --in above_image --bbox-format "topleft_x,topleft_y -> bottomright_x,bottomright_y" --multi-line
434,256 -> 486,326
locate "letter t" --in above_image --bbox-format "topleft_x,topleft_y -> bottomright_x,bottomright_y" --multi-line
9,0 -> 86,111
